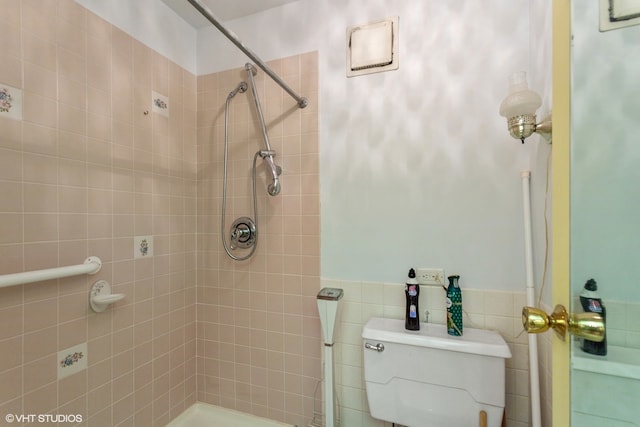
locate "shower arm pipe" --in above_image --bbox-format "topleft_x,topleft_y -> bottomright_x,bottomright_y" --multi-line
246,63 -> 281,196
186,0 -> 308,109
246,64 -> 273,153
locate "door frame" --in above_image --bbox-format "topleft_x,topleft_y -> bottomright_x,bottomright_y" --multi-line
552,1 -> 571,426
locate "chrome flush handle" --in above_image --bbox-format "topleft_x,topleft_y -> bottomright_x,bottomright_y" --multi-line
364,342 -> 385,352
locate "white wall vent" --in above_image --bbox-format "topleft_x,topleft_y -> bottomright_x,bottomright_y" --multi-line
347,16 -> 399,77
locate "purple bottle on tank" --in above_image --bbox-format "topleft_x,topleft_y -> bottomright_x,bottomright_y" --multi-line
405,269 -> 420,331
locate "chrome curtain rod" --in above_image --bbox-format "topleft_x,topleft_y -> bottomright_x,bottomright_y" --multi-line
186,0 -> 308,108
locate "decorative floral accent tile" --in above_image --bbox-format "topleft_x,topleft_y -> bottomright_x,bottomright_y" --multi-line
134,235 -> 154,258
0,84 -> 22,120
60,352 -> 84,368
57,343 -> 87,379
139,238 -> 149,256
151,91 -> 169,117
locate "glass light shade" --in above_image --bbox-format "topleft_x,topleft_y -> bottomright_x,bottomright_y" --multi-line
499,71 -> 542,118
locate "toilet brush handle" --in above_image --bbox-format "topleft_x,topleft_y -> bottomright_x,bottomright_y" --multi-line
479,410 -> 487,427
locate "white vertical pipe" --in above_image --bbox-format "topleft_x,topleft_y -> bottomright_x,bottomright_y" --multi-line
521,171 -> 542,427
324,346 -> 335,427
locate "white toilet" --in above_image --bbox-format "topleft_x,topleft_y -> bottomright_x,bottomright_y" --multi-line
362,317 -> 512,427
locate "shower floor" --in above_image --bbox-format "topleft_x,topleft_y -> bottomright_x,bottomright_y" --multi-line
166,403 -> 293,427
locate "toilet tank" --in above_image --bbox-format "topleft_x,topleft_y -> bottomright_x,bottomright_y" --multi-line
362,317 -> 512,427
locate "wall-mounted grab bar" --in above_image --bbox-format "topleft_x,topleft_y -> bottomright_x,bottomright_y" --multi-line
0,256 -> 102,288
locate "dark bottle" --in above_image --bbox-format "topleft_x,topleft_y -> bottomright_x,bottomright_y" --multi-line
446,275 -> 463,336
579,278 -> 607,356
405,268 -> 420,331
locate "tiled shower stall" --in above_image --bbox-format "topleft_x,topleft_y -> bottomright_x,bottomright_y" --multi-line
0,1 -> 321,425
195,54 -> 321,423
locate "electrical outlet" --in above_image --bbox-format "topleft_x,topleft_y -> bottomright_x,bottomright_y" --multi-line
416,268 -> 445,286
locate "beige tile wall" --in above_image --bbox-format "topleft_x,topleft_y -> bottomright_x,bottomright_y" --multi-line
322,279 -> 533,427
0,1 -> 197,425
195,52 -> 320,426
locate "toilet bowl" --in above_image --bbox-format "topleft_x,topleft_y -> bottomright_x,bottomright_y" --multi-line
362,317 -> 512,427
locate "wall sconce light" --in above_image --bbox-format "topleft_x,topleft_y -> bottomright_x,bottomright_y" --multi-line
499,71 -> 552,144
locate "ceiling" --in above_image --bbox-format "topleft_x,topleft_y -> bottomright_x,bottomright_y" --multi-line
161,0 -> 300,27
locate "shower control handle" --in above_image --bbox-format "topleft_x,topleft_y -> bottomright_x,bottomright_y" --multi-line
364,342 -> 385,352
231,226 -> 250,241
229,217 -> 256,250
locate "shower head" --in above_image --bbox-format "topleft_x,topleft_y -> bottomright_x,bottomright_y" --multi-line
264,157 -> 282,196
268,178 -> 281,196
227,82 -> 247,99
259,150 -> 282,196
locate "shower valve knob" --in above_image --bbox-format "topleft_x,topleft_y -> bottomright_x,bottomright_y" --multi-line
231,227 -> 249,241
229,217 -> 256,250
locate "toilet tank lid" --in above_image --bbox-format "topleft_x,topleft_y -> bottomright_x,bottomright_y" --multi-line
362,318 -> 512,359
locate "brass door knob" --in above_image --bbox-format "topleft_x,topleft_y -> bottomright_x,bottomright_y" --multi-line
522,304 -> 605,342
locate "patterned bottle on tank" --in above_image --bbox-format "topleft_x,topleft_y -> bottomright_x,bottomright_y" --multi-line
446,275 -> 463,336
